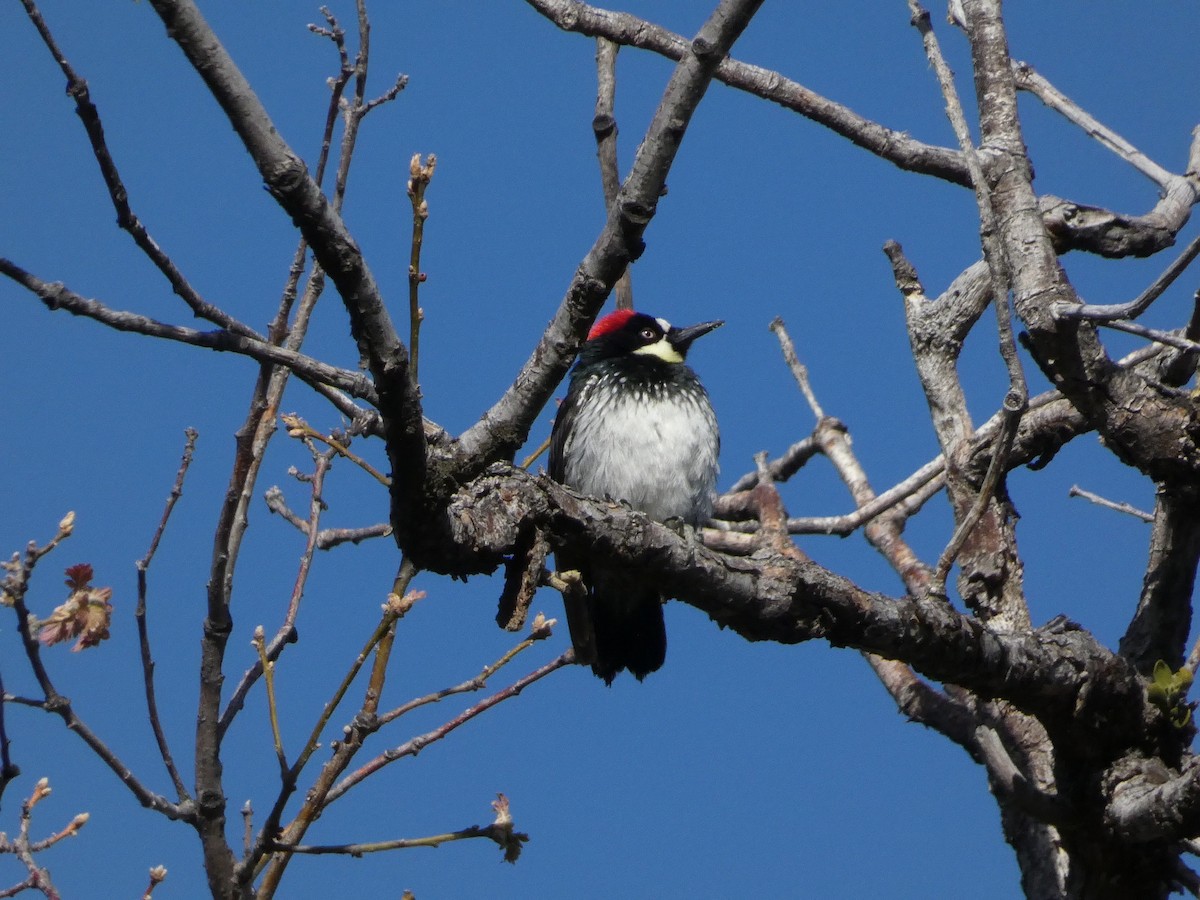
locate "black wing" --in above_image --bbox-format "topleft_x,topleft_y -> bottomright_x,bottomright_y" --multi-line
547,371 -> 584,483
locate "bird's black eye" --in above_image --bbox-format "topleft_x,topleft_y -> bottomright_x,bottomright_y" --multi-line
640,327 -> 657,341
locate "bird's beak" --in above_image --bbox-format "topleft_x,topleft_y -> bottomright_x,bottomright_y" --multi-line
667,319 -> 724,353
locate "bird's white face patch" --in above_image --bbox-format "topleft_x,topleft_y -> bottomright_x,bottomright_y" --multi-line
632,317 -> 683,364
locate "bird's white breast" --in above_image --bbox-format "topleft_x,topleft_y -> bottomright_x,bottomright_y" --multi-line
561,372 -> 719,525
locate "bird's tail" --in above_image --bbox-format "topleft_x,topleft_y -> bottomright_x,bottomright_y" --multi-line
588,572 -> 666,685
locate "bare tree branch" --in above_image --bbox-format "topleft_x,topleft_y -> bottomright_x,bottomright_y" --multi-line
525,0 -> 969,184
17,0 -> 256,337
964,0 -> 1200,488
907,2 -> 1028,603
0,261 -> 379,406
135,428 -> 198,804
1012,60 -> 1183,189
1105,755 -> 1200,843
144,0 -> 428,553
1120,489 -> 1200,673
526,0 -> 1198,259
456,0 -> 765,473
1068,486 -> 1154,523
1054,232 -> 1200,323
593,37 -> 633,311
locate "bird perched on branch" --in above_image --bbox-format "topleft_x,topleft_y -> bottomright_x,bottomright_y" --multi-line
549,309 -> 721,683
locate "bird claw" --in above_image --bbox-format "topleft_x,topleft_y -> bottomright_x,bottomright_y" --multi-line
661,516 -> 689,537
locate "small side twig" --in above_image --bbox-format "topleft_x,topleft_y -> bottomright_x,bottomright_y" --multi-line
768,317 -> 823,418
721,435 -> 820,496
282,414 -> 390,486
135,428 -> 197,802
253,627 -> 288,776
593,37 -> 633,310
220,451 -> 335,740
271,793 -> 527,864
315,523 -> 392,550
520,434 -> 553,471
1068,485 -> 1154,523
325,647 -> 573,806
1053,232 -> 1200,323
1012,60 -> 1178,188
407,153 -> 436,382
140,865 -> 168,900
1095,317 -> 1200,356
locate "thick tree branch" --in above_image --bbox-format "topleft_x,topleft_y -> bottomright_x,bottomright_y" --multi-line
442,465 -> 1153,751
455,0 -> 764,471
525,0 -> 969,184
1105,755 -> 1200,843
963,0 -> 1200,487
526,0 -> 1195,259
1120,489 -> 1200,673
144,0 -> 427,549
908,3 -> 1029,609
592,37 -> 633,311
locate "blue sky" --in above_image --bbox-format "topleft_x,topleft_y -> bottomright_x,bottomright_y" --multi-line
2,2 -> 1198,897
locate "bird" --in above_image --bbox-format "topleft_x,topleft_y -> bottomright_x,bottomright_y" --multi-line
549,309 -> 721,683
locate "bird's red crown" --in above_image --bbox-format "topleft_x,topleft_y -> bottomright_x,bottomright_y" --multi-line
587,309 -> 639,340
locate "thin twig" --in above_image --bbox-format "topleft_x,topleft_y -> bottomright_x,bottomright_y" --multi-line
1053,232 -> 1200,323
721,435 -> 820,495
282,414 -> 390,486
1067,485 -> 1154,523
17,0 -> 255,337
275,791 -> 527,864
908,1 -> 1027,594
1098,318 -> 1200,355
315,523 -> 392,550
1012,61 -> 1178,188
768,317 -> 823,418
272,822 -> 526,858
520,434 -> 553,470
219,452 -> 335,741
249,558 -> 420,896
407,153 -> 435,382
594,37 -> 633,310
135,428 -> 197,802
253,627 -> 288,775
323,649 -> 574,807
376,614 -> 558,731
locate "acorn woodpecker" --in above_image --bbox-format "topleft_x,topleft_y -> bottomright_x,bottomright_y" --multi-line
549,309 -> 721,683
